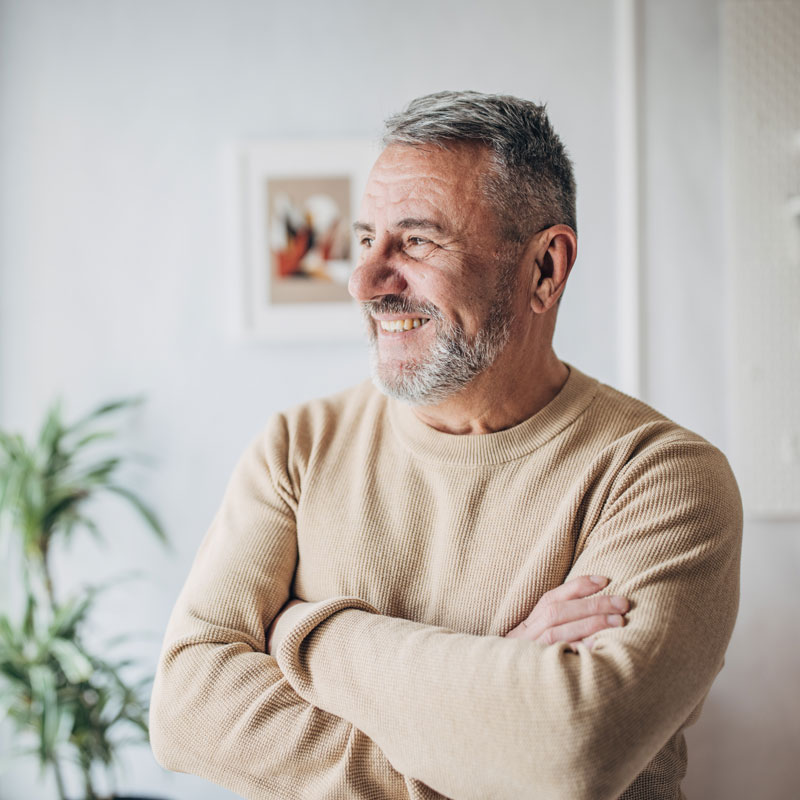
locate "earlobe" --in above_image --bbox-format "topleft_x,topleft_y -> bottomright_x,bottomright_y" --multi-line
529,225 -> 577,313
530,254 -> 554,313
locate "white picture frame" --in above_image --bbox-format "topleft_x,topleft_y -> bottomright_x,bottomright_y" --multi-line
228,139 -> 379,342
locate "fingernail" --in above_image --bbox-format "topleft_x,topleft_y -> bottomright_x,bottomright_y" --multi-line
611,596 -> 628,612
607,614 -> 624,626
590,575 -> 608,586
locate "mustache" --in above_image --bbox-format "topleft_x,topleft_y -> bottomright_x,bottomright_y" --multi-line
360,295 -> 443,320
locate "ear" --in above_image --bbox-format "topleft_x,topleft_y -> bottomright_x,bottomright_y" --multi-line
529,225 -> 577,313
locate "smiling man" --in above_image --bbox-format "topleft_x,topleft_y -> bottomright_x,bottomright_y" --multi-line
353,143 -> 522,414
151,92 -> 742,800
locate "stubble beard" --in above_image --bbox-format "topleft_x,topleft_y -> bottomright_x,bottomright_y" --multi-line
360,259 -> 517,406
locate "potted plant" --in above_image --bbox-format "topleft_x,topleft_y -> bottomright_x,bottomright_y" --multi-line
0,398 -> 168,800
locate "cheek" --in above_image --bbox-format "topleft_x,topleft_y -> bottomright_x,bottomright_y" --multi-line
409,253 -> 475,301
403,250 -> 497,328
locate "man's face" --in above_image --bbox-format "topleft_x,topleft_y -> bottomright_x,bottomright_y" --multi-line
349,143 -> 523,405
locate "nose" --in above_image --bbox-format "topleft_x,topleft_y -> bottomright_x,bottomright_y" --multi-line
348,248 -> 408,302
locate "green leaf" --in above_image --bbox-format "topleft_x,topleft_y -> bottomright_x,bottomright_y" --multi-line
105,657 -> 136,672
0,430 -> 27,459
76,513 -> 105,544
105,485 -> 168,545
37,399 -> 65,459
0,466 -> 13,514
103,629 -> 156,650
50,594 -> 93,638
88,569 -> 143,595
55,705 -> 76,748
79,457 -> 122,484
0,450 -> 30,519
50,638 -> 93,683
28,664 -> 60,759
23,593 -> 37,638
72,429 -> 115,451
108,732 -> 148,750
0,615 -> 16,647
68,397 -> 144,434
42,490 -> 90,531
1,393 -> 165,784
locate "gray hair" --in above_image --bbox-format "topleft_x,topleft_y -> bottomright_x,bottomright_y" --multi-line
382,90 -> 577,244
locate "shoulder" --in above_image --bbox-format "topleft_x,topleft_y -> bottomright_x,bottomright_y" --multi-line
572,367 -> 680,444
566,365 -> 740,509
249,379 -> 386,491
280,378 -> 387,449
569,365 -> 720,459
564,372 -> 742,582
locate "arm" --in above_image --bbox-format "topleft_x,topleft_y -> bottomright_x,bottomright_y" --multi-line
149,417 -> 405,799
273,440 -> 742,800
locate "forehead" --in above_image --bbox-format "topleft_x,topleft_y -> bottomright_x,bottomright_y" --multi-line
360,142 -> 495,223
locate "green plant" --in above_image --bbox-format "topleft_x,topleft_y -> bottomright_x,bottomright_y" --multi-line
0,398 -> 166,800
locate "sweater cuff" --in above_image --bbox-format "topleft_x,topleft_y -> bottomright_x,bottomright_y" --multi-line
273,596 -> 379,668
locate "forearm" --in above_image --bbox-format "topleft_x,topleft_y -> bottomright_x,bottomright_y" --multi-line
150,423 -> 407,798
149,544 -> 406,798
276,603 -> 681,800
275,444 -> 742,800
150,615 -> 405,799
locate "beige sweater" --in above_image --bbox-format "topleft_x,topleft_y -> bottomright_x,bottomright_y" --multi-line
150,365 -> 742,800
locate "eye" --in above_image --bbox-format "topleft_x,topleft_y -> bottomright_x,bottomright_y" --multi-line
406,236 -> 430,247
359,236 -> 374,248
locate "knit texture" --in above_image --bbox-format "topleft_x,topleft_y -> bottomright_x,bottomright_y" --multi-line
150,365 -> 742,800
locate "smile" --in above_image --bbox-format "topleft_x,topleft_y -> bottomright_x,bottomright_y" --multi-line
378,318 -> 431,332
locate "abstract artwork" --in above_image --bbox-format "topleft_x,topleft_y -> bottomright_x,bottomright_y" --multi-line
231,139 -> 377,341
267,175 -> 352,304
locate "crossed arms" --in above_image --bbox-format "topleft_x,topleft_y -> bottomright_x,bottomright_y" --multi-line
150,423 -> 742,800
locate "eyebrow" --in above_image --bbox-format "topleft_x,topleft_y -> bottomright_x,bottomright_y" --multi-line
352,218 -> 448,235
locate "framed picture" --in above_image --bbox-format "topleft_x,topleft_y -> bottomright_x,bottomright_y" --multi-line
230,139 -> 379,341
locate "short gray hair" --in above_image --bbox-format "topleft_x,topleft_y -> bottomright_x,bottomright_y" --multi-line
382,90 -> 577,244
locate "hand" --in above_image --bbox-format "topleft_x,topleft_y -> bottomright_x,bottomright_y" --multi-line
504,575 -> 629,651
266,598 -> 305,655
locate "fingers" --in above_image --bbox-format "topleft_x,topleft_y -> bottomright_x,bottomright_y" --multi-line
537,593 -> 629,634
538,613 -> 625,646
568,636 -> 596,654
506,606 -> 627,644
539,574 -> 609,604
504,575 -> 630,645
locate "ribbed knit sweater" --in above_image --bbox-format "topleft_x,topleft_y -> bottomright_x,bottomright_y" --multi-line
150,364 -> 742,800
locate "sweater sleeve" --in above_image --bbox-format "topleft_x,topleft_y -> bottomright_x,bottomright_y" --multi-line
273,439 -> 743,800
148,417 -> 404,799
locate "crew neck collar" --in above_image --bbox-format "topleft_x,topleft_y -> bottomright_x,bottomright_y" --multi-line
387,363 -> 598,466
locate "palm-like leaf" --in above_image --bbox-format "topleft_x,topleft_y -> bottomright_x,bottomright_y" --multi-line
105,484 -> 168,545
67,396 -> 144,435
0,395 -> 167,798
49,638 -> 93,683
0,396 -> 167,592
0,592 -> 154,793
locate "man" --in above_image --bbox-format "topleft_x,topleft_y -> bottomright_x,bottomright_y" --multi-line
150,91 -> 741,800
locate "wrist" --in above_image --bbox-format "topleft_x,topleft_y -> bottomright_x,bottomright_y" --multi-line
267,600 -> 313,656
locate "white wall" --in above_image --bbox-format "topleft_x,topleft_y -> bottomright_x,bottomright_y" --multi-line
0,1 -> 617,797
1,1 -> 796,799
642,2 -> 800,798
642,0 -> 726,445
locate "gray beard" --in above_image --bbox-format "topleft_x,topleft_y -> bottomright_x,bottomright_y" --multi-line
360,265 -> 516,406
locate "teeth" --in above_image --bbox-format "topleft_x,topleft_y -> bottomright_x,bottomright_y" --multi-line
379,318 -> 428,332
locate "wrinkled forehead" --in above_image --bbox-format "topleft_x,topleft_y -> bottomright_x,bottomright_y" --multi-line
360,142 -> 495,222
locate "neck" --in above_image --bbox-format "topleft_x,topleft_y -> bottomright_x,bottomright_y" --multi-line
411,348 -> 569,435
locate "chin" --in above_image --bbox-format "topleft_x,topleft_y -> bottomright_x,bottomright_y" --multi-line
369,356 -> 466,407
